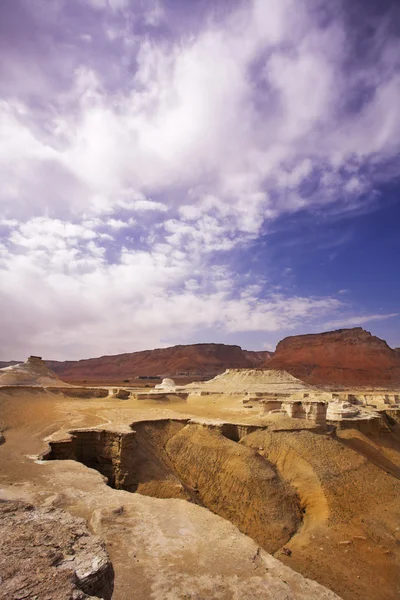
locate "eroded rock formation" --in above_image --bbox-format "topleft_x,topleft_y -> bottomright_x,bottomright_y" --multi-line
154,377 -> 176,389
0,356 -> 69,387
260,399 -> 327,425
42,411 -> 400,600
45,420 -> 301,553
186,368 -> 311,394
265,328 -> 400,386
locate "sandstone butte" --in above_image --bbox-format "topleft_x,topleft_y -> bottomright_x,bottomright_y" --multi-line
265,327 -> 400,387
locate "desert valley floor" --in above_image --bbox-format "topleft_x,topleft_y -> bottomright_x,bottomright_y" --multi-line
0,360 -> 400,600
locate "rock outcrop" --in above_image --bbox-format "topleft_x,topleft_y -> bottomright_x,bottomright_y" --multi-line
260,399 -> 327,425
0,356 -> 69,387
45,344 -> 273,382
154,377 -> 176,389
186,368 -> 311,394
327,401 -> 361,420
265,328 -> 400,387
0,500 -> 114,600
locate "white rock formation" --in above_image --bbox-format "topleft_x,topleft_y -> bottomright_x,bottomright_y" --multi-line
260,399 -> 327,425
154,377 -> 176,389
327,401 -> 360,420
0,356 -> 68,387
186,369 -> 312,394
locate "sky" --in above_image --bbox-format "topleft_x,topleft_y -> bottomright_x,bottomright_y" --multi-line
0,0 -> 399,360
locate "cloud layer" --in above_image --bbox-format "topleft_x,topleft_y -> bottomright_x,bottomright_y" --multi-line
1,0 -> 399,358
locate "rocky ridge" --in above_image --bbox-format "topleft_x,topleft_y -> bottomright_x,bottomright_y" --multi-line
265,328 -> 400,387
46,343 -> 272,382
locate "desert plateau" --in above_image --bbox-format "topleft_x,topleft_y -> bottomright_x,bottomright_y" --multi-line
1,328 -> 400,600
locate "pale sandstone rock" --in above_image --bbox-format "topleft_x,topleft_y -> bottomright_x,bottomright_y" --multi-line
0,356 -> 69,387
260,399 -> 327,425
154,377 -> 176,389
185,368 -> 312,394
327,401 -> 361,420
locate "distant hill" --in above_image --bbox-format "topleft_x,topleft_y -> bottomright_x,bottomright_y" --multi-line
46,344 -> 273,383
264,328 -> 400,387
4,328 -> 400,388
0,361 -> 22,369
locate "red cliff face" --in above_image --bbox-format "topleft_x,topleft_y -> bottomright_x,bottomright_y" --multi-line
46,344 -> 273,383
265,327 -> 400,387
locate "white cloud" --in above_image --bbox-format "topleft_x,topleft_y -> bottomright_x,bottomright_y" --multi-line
0,215 -> 344,359
1,1 -> 399,224
0,0 -> 398,358
324,313 -> 398,329
107,218 -> 136,229
144,0 -> 164,27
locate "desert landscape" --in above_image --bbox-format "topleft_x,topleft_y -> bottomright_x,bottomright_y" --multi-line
1,327 -> 400,600
1,1 -> 400,597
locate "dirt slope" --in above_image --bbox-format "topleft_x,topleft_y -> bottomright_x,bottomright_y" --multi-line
241,425 -> 400,600
46,343 -> 272,382
265,328 -> 400,387
0,356 -> 69,387
165,423 -> 301,552
186,368 -> 311,393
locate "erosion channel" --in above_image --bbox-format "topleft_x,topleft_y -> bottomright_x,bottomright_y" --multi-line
44,419 -> 302,553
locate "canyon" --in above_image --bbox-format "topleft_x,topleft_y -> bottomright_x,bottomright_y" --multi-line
1,328 -> 400,600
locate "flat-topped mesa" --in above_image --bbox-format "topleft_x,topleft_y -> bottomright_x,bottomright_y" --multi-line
265,327 -> 400,387
185,368 -> 312,395
0,356 -> 69,387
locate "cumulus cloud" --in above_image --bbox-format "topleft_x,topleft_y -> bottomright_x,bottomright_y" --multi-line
0,0 -> 399,357
0,216 -> 342,358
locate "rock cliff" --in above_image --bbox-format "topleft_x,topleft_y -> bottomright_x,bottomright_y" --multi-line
46,343 -> 272,383
265,328 -> 400,387
46,420 -> 301,554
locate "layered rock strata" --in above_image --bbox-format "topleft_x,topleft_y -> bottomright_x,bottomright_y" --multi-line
0,356 -> 69,387
45,420 -> 301,553
265,328 -> 400,387
46,343 -> 273,381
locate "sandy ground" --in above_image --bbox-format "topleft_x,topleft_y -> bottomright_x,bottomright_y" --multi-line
0,387 -> 399,600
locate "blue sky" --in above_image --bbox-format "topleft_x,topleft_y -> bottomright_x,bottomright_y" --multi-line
0,0 -> 399,359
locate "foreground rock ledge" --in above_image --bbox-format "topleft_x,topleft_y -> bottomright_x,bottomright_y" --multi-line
0,500 -> 114,600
